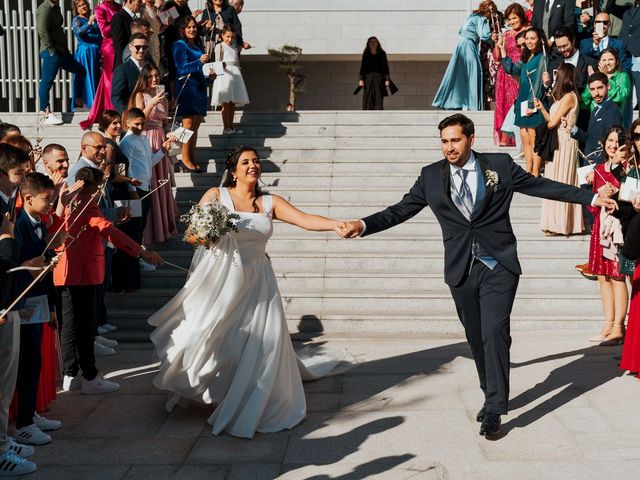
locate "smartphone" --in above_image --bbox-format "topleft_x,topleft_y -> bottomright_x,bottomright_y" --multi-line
595,22 -> 604,38
156,84 -> 165,96
618,131 -> 627,148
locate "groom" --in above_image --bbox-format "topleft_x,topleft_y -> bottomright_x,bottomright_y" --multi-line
338,114 -> 616,438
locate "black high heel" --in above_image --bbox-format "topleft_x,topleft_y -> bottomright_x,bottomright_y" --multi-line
177,161 -> 204,173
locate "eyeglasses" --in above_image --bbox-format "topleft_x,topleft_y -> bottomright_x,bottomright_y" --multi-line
82,144 -> 107,150
594,20 -> 610,24
131,45 -> 149,51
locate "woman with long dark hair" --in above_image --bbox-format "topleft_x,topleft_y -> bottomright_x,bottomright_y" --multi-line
500,27 -> 548,176
582,47 -> 631,113
534,63 -> 583,235
149,146 -> 351,438
432,0 -> 496,110
358,36 -> 390,110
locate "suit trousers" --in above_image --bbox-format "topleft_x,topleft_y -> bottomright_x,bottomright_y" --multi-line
0,312 -> 20,453
449,261 -> 519,415
60,285 -> 98,381
15,323 -> 43,429
39,50 -> 86,112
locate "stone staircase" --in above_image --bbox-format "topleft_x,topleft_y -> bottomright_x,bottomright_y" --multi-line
7,111 -> 601,336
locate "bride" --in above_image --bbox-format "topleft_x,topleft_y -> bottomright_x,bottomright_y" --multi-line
149,146 -> 348,438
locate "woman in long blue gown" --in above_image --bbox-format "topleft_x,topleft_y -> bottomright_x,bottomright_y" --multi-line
72,0 -> 102,109
432,1 -> 496,111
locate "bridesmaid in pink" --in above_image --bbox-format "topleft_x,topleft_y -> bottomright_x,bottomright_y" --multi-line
492,3 -> 528,146
129,65 -> 179,243
80,0 -> 122,130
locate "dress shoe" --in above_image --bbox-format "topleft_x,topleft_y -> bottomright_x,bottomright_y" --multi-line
476,406 -> 486,423
575,262 -> 589,272
479,413 -> 501,437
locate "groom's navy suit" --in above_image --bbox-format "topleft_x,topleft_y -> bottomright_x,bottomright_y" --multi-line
361,151 -> 594,415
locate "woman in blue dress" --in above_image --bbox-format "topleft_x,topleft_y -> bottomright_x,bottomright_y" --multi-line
432,1 -> 496,111
173,16 -> 215,173
71,0 -> 101,109
500,27 -> 548,177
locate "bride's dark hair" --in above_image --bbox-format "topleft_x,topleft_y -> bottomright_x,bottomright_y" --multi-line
222,145 -> 265,212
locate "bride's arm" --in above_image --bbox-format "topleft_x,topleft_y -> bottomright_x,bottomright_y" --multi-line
272,195 -> 342,232
185,188 -> 221,245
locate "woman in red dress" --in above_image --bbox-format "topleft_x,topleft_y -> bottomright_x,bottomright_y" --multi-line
492,3 -> 528,146
620,119 -> 640,377
588,126 -> 629,344
80,0 -> 122,130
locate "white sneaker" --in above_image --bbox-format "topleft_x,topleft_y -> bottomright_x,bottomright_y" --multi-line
139,258 -> 156,272
82,373 -> 120,395
41,112 -> 63,125
102,323 -> 118,333
33,413 -> 61,432
96,335 -> 118,348
7,438 -> 35,457
13,425 -> 51,446
223,128 -> 234,135
62,374 -> 82,391
94,341 -> 115,356
232,128 -> 244,134
97,325 -> 109,335
0,450 -> 37,476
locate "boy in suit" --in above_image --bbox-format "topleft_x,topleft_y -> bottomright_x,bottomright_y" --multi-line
12,173 -> 63,447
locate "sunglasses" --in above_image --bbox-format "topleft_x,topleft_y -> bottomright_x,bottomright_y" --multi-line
632,132 -> 640,141
131,44 -> 149,51
82,144 -> 107,150
594,20 -> 610,24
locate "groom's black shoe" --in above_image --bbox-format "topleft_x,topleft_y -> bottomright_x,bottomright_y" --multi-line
479,413 -> 501,437
476,406 -> 486,423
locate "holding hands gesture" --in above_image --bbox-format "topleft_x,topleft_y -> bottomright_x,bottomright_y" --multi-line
337,220 -> 364,239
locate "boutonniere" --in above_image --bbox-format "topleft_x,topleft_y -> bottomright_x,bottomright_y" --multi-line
485,170 -> 499,190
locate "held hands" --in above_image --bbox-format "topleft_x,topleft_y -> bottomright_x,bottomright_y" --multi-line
336,220 -> 364,239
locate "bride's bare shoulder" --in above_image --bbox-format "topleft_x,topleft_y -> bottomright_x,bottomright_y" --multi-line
199,187 -> 220,205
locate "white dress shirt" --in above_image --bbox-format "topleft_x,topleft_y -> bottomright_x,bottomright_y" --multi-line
564,49 -> 580,67
119,131 -> 164,191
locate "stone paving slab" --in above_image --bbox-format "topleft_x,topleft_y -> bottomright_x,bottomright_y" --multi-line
19,331 -> 640,479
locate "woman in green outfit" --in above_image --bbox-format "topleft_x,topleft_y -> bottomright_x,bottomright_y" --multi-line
500,27 -> 548,177
582,47 -> 631,112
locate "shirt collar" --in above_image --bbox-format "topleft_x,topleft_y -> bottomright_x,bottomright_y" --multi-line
565,49 -> 580,65
449,152 -> 477,176
123,6 -> 137,18
25,210 -> 42,227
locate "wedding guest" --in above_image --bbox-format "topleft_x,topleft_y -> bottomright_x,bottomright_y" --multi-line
173,16 -> 212,173
200,0 -> 243,50
579,12 -> 629,69
618,1 -> 640,117
121,17 -> 155,64
0,123 -> 20,141
534,63 -> 584,235
531,0 -> 575,45
162,0 -> 193,97
229,0 -> 251,50
41,144 -> 69,181
141,0 -> 167,71
79,0 -> 122,130
72,0 -> 102,109
586,125 -> 628,344
574,0 -> 596,43
501,27 -> 548,176
432,0 -> 496,110
211,24 -> 249,134
36,0 -> 86,125
620,119 -> 640,378
111,33 -> 150,114
358,37 -> 391,111
12,173 -> 62,447
582,47 -> 631,112
525,0 -> 535,23
111,0 -> 144,69
56,166 -> 162,394
98,110 -> 142,292
546,27 -> 596,95
129,65 -> 179,243
492,3 -> 529,146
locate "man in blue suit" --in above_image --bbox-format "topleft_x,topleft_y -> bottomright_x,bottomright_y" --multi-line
579,12 -> 631,70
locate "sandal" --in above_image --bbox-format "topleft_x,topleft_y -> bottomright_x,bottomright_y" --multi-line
600,324 -> 625,346
589,322 -> 613,342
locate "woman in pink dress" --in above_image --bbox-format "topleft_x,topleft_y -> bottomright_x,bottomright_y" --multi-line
492,3 -> 528,146
129,65 -> 179,244
80,0 -> 121,130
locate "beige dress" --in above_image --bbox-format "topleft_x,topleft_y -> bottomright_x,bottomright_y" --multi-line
540,92 -> 583,235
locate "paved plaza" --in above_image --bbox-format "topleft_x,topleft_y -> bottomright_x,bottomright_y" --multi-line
24,330 -> 640,480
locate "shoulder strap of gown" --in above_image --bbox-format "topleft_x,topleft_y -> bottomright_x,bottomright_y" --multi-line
262,194 -> 273,216
218,187 -> 233,210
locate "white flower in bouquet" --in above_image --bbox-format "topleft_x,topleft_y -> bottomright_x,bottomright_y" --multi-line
181,201 -> 240,249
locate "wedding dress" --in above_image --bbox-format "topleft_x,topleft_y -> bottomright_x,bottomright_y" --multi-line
149,187 -> 348,438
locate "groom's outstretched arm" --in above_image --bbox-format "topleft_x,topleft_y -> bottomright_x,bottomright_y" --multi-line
340,170 -> 429,238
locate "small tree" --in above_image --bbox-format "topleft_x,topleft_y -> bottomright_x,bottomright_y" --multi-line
267,45 -> 305,109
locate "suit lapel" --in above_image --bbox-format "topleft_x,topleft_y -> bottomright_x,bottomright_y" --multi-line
473,152 -> 494,220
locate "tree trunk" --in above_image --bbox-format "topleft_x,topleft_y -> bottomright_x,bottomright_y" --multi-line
288,74 -> 296,107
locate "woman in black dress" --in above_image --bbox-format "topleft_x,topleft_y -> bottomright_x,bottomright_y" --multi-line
358,36 -> 390,110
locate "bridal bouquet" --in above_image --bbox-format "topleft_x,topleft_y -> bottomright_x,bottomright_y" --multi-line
181,201 -> 240,248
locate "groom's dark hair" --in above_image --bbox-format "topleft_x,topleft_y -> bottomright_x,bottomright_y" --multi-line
438,114 -> 475,138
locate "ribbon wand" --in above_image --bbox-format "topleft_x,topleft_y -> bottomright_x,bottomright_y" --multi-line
139,179 -> 170,201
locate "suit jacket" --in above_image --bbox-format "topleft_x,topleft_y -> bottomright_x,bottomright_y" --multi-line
571,98 -> 623,161
531,0 -> 575,37
53,194 -> 141,287
111,58 -> 141,114
548,54 -> 597,93
578,36 -> 632,71
361,152 -> 594,287
110,8 -> 134,69
619,5 -> 640,56
0,235 -> 19,311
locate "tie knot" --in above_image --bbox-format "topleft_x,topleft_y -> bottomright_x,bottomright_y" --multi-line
457,169 -> 469,180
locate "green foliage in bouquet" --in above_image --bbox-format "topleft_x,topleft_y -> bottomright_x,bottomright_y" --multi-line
181,202 -> 240,249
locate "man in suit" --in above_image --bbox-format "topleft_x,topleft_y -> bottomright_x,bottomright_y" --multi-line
111,33 -> 149,114
618,1 -> 640,114
531,0 -> 575,45
338,114 -> 616,438
546,27 -> 598,93
579,12 -> 631,69
121,17 -> 154,65
570,72 -> 624,164
111,0 -> 143,69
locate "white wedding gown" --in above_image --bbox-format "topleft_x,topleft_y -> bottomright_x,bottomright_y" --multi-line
149,188 -> 348,438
